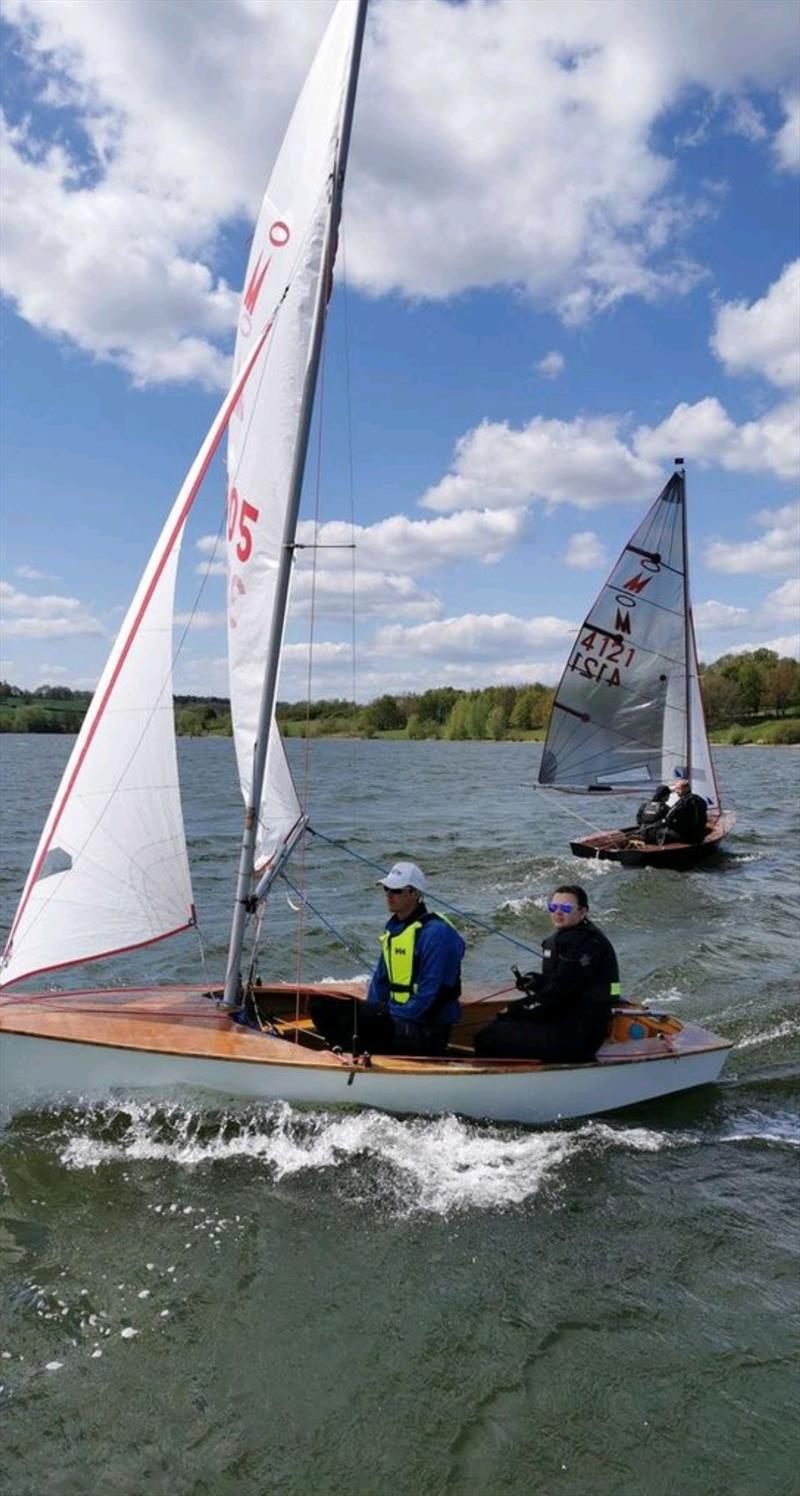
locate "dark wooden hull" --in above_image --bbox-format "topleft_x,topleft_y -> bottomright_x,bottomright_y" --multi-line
570,812 -> 735,869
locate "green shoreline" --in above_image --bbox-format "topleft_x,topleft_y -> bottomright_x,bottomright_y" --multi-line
2,652 -> 798,747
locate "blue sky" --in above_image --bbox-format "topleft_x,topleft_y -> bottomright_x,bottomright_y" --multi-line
1,0 -> 798,701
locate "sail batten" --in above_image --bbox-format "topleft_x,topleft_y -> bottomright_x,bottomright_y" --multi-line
539,471 -> 720,807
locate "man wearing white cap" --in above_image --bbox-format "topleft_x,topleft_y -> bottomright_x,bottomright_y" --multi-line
308,860 -> 465,1057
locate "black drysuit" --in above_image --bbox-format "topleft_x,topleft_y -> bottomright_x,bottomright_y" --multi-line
641,791 -> 708,845
474,919 -> 619,1063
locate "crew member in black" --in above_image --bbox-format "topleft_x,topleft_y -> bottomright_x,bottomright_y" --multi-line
473,885 -> 619,1063
639,778 -> 708,845
634,783 -> 670,833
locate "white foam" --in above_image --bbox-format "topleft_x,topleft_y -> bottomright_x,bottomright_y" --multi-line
719,1108 -> 800,1147
52,1098 -> 698,1215
650,986 -> 684,1005
736,1020 -> 800,1050
48,1092 -> 800,1216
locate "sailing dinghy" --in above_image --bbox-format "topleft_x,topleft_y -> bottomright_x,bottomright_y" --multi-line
538,466 -> 735,869
0,0 -> 732,1122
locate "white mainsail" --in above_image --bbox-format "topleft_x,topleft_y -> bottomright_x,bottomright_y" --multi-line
1,327 -> 273,989
538,471 -> 718,807
226,0 -> 362,870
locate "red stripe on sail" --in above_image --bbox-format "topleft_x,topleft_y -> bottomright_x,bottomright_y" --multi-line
0,920 -> 197,992
5,321 -> 273,958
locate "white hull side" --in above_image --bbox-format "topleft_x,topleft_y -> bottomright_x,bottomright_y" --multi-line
0,1030 -> 728,1126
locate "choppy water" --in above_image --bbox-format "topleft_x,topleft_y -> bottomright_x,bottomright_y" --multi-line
1,738 -> 798,1495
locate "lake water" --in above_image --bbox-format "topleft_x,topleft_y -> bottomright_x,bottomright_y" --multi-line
1,737 -> 798,1494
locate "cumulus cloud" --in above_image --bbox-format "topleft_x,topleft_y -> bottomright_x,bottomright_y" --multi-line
373,611 -> 574,661
693,599 -> 750,631
709,633 -> 800,660
422,415 -> 661,512
290,567 -> 440,622
0,579 -> 104,639
774,94 -> 800,172
764,575 -> 800,622
711,260 -> 800,389
636,264 -> 800,482
634,394 -> 799,481
295,507 -> 530,571
16,563 -> 57,581
563,530 -> 607,569
705,501 -> 800,574
536,351 -> 565,379
693,578 -> 799,658
2,0 -> 799,383
193,507 -> 530,623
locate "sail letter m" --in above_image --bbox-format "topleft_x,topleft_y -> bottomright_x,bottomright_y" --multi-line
243,253 -> 271,317
620,572 -> 651,594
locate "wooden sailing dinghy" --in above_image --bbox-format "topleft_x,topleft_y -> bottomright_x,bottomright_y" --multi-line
0,0 -> 732,1122
538,465 -> 735,868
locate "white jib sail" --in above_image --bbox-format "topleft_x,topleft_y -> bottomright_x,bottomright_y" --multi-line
1,328 -> 273,989
539,472 -> 702,795
227,0 -> 360,871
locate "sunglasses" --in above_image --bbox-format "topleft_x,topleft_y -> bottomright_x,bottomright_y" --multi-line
548,901 -> 577,914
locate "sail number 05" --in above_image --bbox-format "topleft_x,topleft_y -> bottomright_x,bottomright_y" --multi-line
227,486 -> 260,563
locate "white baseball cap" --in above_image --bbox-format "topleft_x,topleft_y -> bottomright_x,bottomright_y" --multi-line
379,860 -> 427,892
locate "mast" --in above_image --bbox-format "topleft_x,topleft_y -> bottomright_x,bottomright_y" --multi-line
223,0 -> 368,1008
676,457 -> 692,785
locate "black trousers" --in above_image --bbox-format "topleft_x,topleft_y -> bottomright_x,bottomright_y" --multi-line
473,1009 -> 610,1063
307,995 -> 450,1056
641,825 -> 682,845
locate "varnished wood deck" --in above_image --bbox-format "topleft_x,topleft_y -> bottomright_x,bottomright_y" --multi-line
0,982 -> 731,1074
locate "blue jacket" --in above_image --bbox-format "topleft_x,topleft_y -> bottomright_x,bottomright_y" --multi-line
367,903 -> 465,1028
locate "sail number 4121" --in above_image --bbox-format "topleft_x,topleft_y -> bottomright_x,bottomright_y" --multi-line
569,631 -> 636,687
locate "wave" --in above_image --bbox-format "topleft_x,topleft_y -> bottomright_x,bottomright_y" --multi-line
736,1019 -> 800,1051
41,1097 -> 800,1216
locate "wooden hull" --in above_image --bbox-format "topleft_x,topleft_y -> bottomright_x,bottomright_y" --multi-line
571,812 -> 735,869
0,984 -> 732,1126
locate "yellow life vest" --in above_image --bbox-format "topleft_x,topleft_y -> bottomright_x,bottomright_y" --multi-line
379,913 -> 457,1005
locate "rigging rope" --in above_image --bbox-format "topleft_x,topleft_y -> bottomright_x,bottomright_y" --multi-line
530,784 -> 609,834
307,826 -> 540,958
281,874 -> 372,967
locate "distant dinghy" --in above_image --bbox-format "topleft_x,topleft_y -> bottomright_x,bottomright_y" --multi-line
538,465 -> 735,868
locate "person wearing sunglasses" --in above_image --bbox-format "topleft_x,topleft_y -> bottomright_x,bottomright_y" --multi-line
308,860 -> 465,1058
473,884 -> 619,1063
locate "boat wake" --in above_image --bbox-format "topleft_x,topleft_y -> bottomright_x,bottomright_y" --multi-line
735,1018 -> 800,1050
22,1096 -> 799,1215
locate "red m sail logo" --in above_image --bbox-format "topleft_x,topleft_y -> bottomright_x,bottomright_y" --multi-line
620,571 -> 651,594
243,253 -> 271,317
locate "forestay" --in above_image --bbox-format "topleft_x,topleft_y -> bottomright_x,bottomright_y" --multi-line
0,328 -> 273,989
226,0 -> 361,870
538,472 -> 718,807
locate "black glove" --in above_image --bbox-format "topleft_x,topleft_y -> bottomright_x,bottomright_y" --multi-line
513,966 -> 541,996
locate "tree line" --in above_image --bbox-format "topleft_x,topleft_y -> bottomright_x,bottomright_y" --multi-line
1,649 -> 797,740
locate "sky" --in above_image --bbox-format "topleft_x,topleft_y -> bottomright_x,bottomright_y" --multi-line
1,0 -> 798,703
